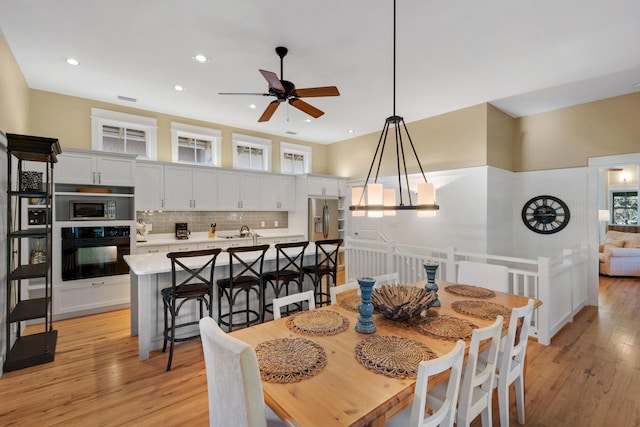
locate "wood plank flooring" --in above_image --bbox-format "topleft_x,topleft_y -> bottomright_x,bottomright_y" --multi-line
0,275 -> 638,426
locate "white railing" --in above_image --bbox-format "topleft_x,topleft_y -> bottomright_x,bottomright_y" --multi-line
344,237 -> 590,345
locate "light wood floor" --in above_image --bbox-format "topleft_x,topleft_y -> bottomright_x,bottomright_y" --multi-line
0,275 -> 638,427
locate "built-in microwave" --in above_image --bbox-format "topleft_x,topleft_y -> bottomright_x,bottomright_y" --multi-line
70,200 -> 116,221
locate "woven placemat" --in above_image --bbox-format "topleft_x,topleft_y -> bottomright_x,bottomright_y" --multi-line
256,338 -> 327,383
410,314 -> 478,341
444,284 -> 496,298
451,300 -> 511,320
339,294 -> 360,312
354,335 -> 437,378
286,309 -> 349,336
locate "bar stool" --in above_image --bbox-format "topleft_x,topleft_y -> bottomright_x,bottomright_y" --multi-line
262,241 -> 309,317
216,244 -> 270,332
162,248 -> 221,371
302,238 -> 342,307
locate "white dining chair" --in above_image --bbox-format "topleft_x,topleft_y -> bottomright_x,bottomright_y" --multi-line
329,281 -> 359,305
386,340 -> 466,427
457,261 -> 509,293
492,299 -> 535,426
272,290 -> 315,320
198,316 -> 286,427
372,272 -> 401,288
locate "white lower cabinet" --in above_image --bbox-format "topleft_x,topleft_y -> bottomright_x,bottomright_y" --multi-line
54,275 -> 130,317
137,244 -> 170,254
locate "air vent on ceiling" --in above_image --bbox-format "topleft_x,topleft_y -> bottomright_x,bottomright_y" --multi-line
117,95 -> 137,103
285,131 -> 297,135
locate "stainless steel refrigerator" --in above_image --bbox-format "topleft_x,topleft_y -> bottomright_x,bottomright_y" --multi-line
308,198 -> 339,241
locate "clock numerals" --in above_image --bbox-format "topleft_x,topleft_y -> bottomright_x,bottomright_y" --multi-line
521,195 -> 570,234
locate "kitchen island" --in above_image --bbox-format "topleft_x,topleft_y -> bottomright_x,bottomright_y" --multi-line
124,244 -> 318,360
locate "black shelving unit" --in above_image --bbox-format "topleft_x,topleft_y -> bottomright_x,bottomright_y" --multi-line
4,133 -> 60,372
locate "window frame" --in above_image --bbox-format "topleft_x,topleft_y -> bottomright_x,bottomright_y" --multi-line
170,122 -> 221,167
610,190 -> 638,225
280,141 -> 312,175
232,133 -> 272,172
91,108 -> 158,160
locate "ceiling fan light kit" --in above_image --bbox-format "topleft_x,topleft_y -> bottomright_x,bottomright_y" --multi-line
349,0 -> 439,218
219,46 -> 339,122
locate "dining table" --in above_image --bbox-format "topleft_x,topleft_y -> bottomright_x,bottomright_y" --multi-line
230,280 -> 541,427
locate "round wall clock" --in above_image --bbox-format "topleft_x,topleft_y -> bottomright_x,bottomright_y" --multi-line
521,195 -> 570,234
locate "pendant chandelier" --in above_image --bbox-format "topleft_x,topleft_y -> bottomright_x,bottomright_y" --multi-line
349,0 -> 439,218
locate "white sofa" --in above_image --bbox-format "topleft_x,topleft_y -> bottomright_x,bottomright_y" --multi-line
599,228 -> 640,277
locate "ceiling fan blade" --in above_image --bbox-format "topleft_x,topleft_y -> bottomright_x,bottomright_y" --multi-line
218,92 -> 271,96
293,86 -> 340,97
258,100 -> 280,122
259,69 -> 285,91
289,98 -> 324,118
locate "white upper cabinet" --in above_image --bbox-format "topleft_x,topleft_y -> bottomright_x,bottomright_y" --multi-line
164,164 -> 217,211
136,162 -> 165,211
307,175 -> 339,197
57,150 -> 135,186
217,170 -> 260,210
260,175 -> 295,210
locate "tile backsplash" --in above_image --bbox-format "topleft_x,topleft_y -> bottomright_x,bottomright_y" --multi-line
136,211 -> 288,234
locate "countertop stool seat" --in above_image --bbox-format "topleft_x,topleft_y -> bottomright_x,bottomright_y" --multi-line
161,248 -> 221,371
216,244 -> 270,332
302,239 -> 342,307
262,241 -> 309,318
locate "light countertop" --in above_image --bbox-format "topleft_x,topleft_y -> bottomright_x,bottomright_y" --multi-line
136,229 -> 304,246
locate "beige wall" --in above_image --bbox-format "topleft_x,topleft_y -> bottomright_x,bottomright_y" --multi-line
27,89 -> 329,174
0,30 -> 29,134
515,92 -> 640,171
326,104 -> 488,180
486,103 -> 516,171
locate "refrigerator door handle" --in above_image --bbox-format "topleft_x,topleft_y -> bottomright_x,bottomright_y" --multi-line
323,202 -> 330,238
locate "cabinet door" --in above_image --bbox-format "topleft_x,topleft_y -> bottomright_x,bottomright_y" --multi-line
192,168 -> 218,211
259,175 -> 280,210
56,153 -> 95,184
307,176 -> 339,197
136,163 -> 165,211
217,170 -> 241,210
279,175 -> 296,210
164,165 -> 193,210
239,173 -> 260,210
96,156 -> 135,186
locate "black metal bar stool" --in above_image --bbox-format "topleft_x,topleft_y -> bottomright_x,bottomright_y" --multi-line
302,238 -> 342,307
216,244 -> 270,332
162,248 -> 221,371
262,241 -> 309,317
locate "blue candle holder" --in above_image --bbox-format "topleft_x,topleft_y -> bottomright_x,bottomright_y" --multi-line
423,262 -> 441,307
355,277 -> 376,334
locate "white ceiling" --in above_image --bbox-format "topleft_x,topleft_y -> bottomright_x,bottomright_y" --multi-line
1,0 -> 639,145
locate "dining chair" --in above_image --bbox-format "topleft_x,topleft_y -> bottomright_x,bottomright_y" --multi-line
162,248 -> 221,371
372,271 -> 400,288
199,316 -> 286,427
386,340 -> 466,427
492,299 -> 535,426
456,315 -> 504,427
329,280 -> 359,305
302,238 -> 343,307
262,241 -> 309,318
216,244 -> 270,332
457,260 -> 509,293
272,290 -> 315,320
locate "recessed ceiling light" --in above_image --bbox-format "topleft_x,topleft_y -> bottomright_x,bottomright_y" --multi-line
248,104 -> 256,109
193,54 -> 209,63
174,85 -> 184,91
304,119 -> 311,123
348,129 -> 355,134
65,58 -> 80,66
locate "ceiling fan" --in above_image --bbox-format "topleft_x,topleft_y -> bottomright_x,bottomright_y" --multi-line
219,46 -> 340,122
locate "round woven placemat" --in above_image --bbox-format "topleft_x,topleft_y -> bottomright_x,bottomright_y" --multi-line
339,294 -> 360,312
444,284 -> 495,298
451,300 -> 511,320
410,314 -> 478,341
354,335 -> 437,378
256,338 -> 327,383
286,309 -> 349,336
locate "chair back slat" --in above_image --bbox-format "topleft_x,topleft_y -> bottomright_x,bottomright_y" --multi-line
275,241 -> 309,273
227,245 -> 270,283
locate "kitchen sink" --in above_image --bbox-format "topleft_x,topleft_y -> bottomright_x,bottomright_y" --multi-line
221,234 -> 260,239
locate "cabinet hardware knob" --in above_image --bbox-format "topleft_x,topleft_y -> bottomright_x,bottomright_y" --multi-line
91,282 -> 105,286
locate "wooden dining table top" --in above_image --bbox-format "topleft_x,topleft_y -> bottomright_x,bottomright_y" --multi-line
230,281 -> 540,427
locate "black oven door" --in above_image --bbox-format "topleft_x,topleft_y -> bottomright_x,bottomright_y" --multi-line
61,227 -> 130,281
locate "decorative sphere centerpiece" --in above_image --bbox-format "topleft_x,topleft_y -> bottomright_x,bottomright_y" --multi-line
423,262 -> 441,307
355,277 -> 376,333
